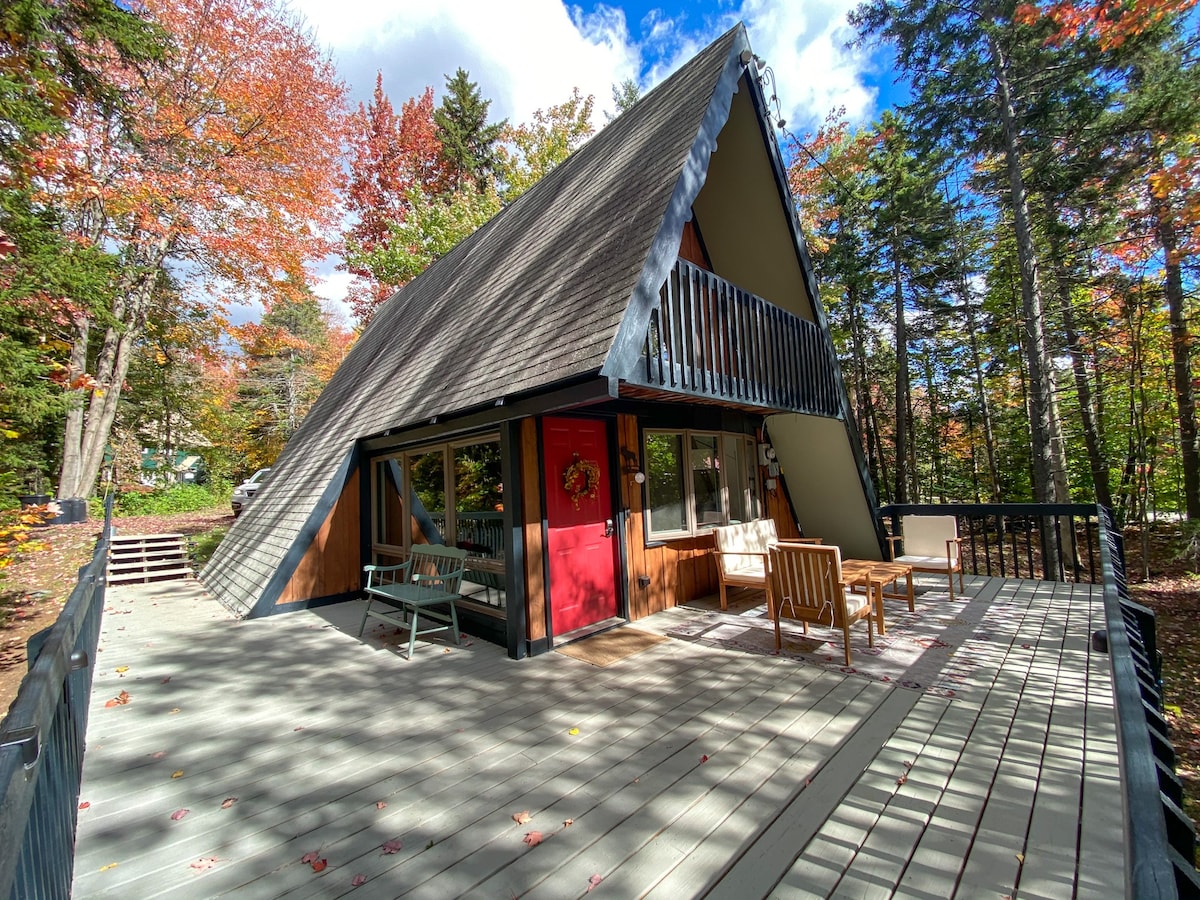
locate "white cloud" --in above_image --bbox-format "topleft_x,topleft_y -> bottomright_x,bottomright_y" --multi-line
736,0 -> 877,132
289,0 -> 641,123
280,0 -> 880,321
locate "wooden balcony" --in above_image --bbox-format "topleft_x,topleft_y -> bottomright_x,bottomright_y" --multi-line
71,573 -> 1141,897
629,258 -> 843,416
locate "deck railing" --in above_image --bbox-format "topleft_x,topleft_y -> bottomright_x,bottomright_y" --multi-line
0,496 -> 113,900
635,258 -> 842,416
883,502 -> 1197,895
1096,506 -> 1200,898
879,502 -> 1104,583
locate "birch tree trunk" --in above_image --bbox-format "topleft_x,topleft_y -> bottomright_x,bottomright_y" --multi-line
58,235 -> 170,498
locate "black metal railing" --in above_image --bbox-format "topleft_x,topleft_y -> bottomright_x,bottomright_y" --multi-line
0,496 -> 113,899
879,503 -> 1104,583
1096,506 -> 1200,898
634,258 -> 842,416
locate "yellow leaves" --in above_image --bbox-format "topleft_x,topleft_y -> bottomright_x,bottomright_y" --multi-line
115,666 -> 129,674
99,862 -> 119,872
171,770 -> 184,779
568,727 -> 580,736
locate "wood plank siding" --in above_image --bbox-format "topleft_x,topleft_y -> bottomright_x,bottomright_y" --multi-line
277,469 -> 361,605
521,417 -> 548,644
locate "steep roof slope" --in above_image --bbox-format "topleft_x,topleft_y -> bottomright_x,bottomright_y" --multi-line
202,25 -> 749,614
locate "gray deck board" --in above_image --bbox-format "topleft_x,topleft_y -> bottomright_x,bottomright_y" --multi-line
70,573 -> 1125,899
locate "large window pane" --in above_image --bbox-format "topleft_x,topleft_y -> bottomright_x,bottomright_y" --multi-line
454,441 -> 503,558
374,458 -> 405,546
691,434 -> 723,528
408,450 -> 446,544
646,432 -> 687,535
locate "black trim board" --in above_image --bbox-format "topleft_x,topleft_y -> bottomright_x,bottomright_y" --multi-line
360,377 -> 613,456
602,25 -> 750,380
250,444 -> 359,617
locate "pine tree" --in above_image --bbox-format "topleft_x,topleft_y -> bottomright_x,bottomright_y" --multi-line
434,68 -> 505,191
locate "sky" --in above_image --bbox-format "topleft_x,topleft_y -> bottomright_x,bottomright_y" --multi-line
279,0 -> 900,319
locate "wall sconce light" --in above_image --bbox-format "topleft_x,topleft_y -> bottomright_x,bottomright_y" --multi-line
633,471 -> 646,484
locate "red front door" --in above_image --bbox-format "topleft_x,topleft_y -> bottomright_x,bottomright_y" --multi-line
543,416 -> 620,636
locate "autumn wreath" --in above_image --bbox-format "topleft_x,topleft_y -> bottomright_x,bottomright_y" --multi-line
563,453 -> 601,509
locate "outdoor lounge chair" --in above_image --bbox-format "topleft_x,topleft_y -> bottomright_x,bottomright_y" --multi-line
767,542 -> 874,666
713,520 -> 819,609
886,515 -> 964,600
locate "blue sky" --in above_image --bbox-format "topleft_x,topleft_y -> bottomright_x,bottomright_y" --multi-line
277,0 -> 901,319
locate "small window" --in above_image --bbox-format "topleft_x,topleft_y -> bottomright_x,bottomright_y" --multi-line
644,428 -> 761,539
645,432 -> 687,536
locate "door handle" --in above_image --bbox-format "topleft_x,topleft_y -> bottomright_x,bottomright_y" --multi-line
604,518 -> 615,538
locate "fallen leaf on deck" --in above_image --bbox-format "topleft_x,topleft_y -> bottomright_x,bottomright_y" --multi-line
523,831 -> 544,847
99,863 -> 118,872
588,873 -> 603,891
375,801 -> 387,810
1016,853 -> 1025,863
151,751 -> 166,759
189,857 -> 219,872
79,801 -> 91,810
805,778 -> 812,786
903,760 -> 913,769
563,818 -> 574,827
115,666 -> 129,673
221,797 -> 237,809
443,648 -> 451,653
311,859 -> 328,873
293,726 -> 304,732
568,727 -> 580,736
896,774 -> 908,786
170,809 -> 189,820
700,754 -> 709,763
351,874 -> 367,886
161,676 -> 171,684
381,839 -> 403,854
104,690 -> 130,708
168,708 -> 181,714
512,811 -> 532,825
171,770 -> 184,779
301,851 -> 320,864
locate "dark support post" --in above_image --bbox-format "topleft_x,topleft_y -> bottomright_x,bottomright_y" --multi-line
500,420 -> 527,660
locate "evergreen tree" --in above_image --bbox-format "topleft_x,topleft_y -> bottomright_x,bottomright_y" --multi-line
434,68 -> 505,191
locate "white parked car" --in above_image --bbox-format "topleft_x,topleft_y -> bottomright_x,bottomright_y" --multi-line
232,468 -> 270,517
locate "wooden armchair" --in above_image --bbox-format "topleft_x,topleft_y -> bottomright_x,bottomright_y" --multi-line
713,520 -> 820,609
767,542 -> 873,665
886,515 -> 964,600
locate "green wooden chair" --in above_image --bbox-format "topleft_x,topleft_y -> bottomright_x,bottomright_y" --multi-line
359,545 -> 468,659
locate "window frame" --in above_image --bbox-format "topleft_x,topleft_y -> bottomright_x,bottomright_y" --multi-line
642,428 -> 761,541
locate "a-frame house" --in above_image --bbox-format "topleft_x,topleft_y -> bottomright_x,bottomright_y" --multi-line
201,23 -> 885,658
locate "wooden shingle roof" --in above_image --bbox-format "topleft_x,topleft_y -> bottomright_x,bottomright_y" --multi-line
202,25 -> 752,614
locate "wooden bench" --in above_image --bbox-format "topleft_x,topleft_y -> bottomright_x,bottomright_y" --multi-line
358,545 -> 468,659
712,519 -> 819,609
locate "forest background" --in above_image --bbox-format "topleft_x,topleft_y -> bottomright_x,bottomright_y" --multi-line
0,0 -> 1197,536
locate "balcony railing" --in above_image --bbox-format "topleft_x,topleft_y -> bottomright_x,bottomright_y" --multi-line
633,258 -> 842,416
0,496 -> 113,900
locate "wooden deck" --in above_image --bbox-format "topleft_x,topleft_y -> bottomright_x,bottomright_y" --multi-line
71,575 -> 1124,898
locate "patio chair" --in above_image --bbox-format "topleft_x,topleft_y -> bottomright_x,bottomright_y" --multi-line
359,545 -> 468,659
713,519 -> 820,609
886,515 -> 964,600
767,542 -> 873,666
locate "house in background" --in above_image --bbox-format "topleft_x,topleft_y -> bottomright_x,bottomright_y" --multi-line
201,23 -> 885,658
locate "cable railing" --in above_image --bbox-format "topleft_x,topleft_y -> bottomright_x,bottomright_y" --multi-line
0,495 -> 113,899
